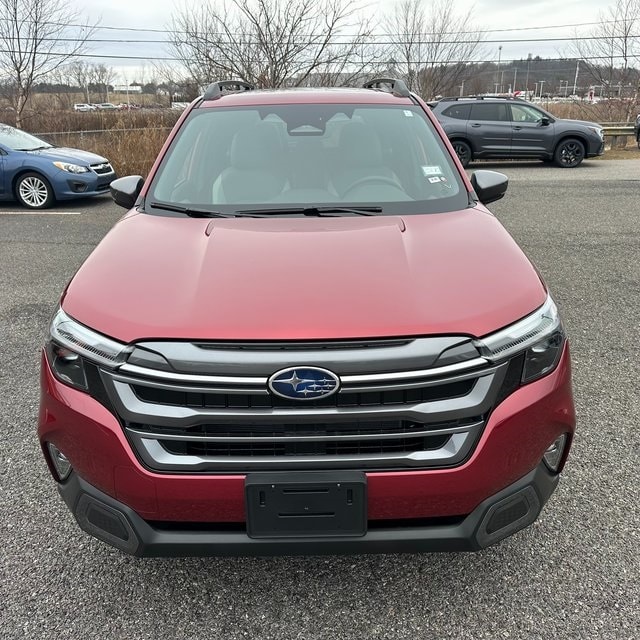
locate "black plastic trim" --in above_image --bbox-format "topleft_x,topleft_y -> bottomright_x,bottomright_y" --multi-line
58,462 -> 559,556
203,80 -> 255,100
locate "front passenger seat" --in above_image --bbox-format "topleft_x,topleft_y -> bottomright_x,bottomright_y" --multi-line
212,124 -> 286,204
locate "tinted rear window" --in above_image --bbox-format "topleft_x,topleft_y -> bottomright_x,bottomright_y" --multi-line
470,103 -> 509,122
442,104 -> 471,120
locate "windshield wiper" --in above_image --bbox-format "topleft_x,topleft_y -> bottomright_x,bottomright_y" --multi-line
233,206 -> 383,217
148,202 -> 234,218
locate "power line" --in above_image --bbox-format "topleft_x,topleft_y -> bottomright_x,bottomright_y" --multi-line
0,48 -> 636,65
0,16 -> 634,37
23,33 -> 640,45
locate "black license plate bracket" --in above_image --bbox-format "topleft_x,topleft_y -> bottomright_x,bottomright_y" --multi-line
245,471 -> 367,538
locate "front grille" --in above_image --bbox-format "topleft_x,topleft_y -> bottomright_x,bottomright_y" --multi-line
90,162 -> 114,175
98,337 -> 516,472
131,379 -> 475,409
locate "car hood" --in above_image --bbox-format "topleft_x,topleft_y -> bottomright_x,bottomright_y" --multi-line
558,119 -> 600,129
62,209 -> 547,342
24,147 -> 108,165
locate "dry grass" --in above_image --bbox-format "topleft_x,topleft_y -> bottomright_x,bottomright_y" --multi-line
10,110 -> 183,177
47,129 -> 172,177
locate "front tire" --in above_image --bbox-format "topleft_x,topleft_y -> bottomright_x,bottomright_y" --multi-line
15,172 -> 55,209
554,138 -> 585,168
452,140 -> 472,168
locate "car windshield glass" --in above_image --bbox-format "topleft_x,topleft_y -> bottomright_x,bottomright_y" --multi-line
148,103 -> 468,216
0,125 -> 51,151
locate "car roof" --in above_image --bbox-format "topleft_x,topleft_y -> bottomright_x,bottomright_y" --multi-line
200,87 -> 415,108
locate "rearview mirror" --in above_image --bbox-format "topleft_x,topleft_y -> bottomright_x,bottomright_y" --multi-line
110,175 -> 144,209
470,170 -> 508,205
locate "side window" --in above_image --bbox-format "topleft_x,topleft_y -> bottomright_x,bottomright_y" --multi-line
469,103 -> 509,122
510,104 -> 544,123
442,104 -> 471,120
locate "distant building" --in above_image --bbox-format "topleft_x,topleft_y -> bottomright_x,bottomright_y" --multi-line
112,85 -> 142,93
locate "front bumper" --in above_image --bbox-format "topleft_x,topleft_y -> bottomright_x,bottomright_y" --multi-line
53,171 -> 116,200
39,344 -> 575,554
586,140 -> 605,158
59,461 -> 558,556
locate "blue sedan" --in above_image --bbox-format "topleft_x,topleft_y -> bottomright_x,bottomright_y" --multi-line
0,124 -> 116,209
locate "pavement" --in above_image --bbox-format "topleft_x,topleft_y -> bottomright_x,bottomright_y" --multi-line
1,159 -> 639,639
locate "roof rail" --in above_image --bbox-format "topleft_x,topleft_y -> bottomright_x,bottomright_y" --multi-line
362,77 -> 411,98
437,95 -> 525,102
203,80 -> 255,101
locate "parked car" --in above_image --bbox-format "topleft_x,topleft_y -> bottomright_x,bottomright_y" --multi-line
73,103 -> 95,112
117,103 -> 141,111
39,78 -> 575,556
430,95 -> 605,167
95,103 -> 118,111
634,113 -> 640,149
0,124 -> 116,208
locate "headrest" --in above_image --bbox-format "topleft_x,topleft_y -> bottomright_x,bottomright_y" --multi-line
230,123 -> 283,170
338,122 -> 383,166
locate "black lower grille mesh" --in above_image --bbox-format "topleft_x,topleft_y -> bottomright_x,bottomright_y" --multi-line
160,435 -> 451,458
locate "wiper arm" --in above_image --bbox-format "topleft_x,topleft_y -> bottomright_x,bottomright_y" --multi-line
148,202 -> 234,218
234,206 -> 383,217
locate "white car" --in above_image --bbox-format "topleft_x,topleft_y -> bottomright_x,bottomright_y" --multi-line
73,103 -> 96,112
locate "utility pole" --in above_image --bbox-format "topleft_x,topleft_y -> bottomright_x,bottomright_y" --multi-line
525,53 -> 532,99
513,68 -> 518,95
539,80 -> 545,98
496,45 -> 502,94
572,60 -> 580,96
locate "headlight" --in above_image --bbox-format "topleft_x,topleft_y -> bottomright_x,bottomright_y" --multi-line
53,161 -> 90,174
45,308 -> 129,390
587,126 -> 604,141
474,295 -> 565,384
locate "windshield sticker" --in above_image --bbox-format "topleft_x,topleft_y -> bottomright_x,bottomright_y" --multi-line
428,176 -> 442,184
403,110 -> 414,117
421,165 -> 442,176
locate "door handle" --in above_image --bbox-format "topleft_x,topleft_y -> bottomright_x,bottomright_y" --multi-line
470,123 -> 481,127
513,126 -> 522,130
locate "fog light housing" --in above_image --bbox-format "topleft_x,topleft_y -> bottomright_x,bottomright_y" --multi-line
543,434 -> 568,472
47,442 -> 72,481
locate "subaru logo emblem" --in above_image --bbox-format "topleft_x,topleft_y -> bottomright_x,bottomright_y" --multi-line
268,367 -> 340,401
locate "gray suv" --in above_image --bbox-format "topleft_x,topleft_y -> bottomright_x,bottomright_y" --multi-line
430,96 -> 605,168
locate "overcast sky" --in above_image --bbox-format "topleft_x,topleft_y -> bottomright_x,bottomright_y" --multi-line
74,0 -> 613,81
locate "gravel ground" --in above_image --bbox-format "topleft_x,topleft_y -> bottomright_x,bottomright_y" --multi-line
1,159 -> 638,639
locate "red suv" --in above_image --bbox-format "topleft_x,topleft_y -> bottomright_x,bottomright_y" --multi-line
39,79 -> 575,556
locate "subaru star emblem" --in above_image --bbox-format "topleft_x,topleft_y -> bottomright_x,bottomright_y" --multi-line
268,367 -> 340,401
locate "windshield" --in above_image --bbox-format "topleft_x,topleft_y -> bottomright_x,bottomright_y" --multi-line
0,125 -> 51,151
148,103 -> 468,215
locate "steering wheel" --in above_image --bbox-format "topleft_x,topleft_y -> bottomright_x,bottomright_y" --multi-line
342,175 -> 404,196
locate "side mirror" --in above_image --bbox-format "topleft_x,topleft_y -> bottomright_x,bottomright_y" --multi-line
110,175 -> 144,209
470,170 -> 508,205
540,116 -> 550,126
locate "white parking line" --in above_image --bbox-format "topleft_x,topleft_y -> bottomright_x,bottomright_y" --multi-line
0,211 -> 81,215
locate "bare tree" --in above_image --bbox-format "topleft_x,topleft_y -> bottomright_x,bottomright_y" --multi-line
384,0 -> 484,99
169,0 -> 380,90
572,0 -> 640,118
0,0 -> 96,127
67,61 -> 92,103
90,64 -> 117,102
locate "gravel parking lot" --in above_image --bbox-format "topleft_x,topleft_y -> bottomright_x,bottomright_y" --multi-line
1,158 -> 638,640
